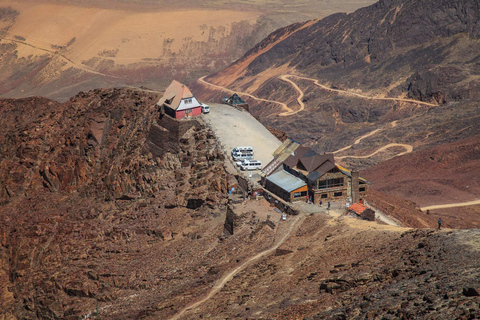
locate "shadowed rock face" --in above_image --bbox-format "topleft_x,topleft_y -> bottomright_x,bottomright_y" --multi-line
210,0 -> 480,102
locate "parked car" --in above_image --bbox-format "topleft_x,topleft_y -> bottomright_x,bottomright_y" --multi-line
200,103 -> 210,114
240,160 -> 262,171
232,151 -> 254,161
232,146 -> 253,154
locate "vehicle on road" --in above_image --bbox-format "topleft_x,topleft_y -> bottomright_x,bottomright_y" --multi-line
200,103 -> 210,114
240,160 -> 262,171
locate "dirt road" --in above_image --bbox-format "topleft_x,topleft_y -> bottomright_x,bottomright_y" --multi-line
421,200 -> 480,211
286,74 -> 437,107
278,75 -> 305,116
169,214 -> 305,320
198,77 -> 292,113
336,143 -> 413,160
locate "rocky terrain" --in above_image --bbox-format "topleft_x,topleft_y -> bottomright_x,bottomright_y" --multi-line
0,88 -> 237,318
1,90 -> 479,319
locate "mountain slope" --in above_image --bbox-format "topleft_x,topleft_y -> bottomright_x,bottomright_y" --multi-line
194,0 -> 480,172
205,0 -> 480,103
0,0 -> 376,101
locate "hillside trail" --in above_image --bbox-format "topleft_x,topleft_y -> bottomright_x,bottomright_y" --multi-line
169,214 -> 305,320
335,143 -> 413,159
198,76 -> 293,113
421,200 -> 480,211
2,38 -> 123,79
332,119 -> 413,159
278,75 -> 305,116
285,74 -> 437,107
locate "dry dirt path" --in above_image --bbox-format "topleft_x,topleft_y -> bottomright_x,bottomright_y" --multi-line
335,143 -> 413,160
278,75 -> 305,116
333,128 -> 383,154
198,76 -> 293,113
169,214 -> 305,320
421,200 -> 480,211
286,74 -> 437,107
332,120 -> 413,159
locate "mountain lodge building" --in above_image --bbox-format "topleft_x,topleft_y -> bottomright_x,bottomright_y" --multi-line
157,80 -> 202,119
262,139 -> 367,203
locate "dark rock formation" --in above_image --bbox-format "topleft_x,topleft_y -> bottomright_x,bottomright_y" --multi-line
0,88 -> 231,319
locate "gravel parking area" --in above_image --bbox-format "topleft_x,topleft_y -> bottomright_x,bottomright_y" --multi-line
204,103 -> 282,179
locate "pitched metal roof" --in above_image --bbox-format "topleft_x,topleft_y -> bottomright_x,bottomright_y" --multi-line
266,170 -> 307,193
157,80 -> 198,111
306,160 -> 336,181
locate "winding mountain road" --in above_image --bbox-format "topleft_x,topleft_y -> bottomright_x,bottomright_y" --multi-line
335,143 -> 413,159
286,74 -> 437,107
169,214 -> 305,320
199,75 -> 418,160
278,75 -> 305,116
332,120 -> 412,159
198,76 -> 293,113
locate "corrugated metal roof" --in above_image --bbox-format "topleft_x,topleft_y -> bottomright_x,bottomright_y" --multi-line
266,170 -> 307,193
349,203 -> 368,215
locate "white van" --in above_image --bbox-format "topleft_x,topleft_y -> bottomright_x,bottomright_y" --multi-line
240,160 -> 262,171
201,103 -> 210,114
233,151 -> 254,161
232,146 -> 253,154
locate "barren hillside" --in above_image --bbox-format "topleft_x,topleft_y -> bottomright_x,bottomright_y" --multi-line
0,0 -> 375,101
192,0 -> 480,197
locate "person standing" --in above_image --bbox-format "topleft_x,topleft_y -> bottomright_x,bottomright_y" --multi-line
306,194 -> 309,203
438,218 -> 443,230
319,200 -> 322,206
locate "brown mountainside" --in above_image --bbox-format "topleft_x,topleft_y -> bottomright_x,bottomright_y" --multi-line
0,0 -> 375,102
193,0 -> 480,205
1,92 -> 480,319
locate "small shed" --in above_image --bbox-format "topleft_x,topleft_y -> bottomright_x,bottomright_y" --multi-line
157,80 -> 202,119
265,170 -> 307,202
348,203 -> 375,221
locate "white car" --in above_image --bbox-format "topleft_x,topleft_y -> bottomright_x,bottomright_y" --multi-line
240,160 -> 262,171
201,103 -> 210,114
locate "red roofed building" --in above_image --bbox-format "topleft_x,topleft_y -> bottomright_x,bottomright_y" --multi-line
157,80 -> 202,119
348,203 -> 375,221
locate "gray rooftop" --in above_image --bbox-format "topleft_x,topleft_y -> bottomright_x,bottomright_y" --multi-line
266,170 -> 307,193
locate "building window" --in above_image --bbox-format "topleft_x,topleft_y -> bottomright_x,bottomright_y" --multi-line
359,187 -> 366,192
293,191 -> 307,198
320,193 -> 328,199
334,191 -> 343,197
318,178 -> 344,189
184,98 -> 192,104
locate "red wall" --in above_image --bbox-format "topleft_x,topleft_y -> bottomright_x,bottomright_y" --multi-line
175,106 -> 201,119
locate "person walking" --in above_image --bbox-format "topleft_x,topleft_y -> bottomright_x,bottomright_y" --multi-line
438,218 -> 442,230
306,194 -> 309,203
319,200 -> 322,206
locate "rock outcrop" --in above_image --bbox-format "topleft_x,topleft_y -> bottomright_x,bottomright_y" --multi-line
0,88 -> 232,319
